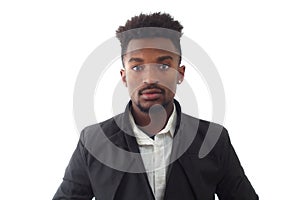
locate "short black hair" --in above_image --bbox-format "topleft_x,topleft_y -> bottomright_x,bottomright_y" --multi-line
116,12 -> 184,63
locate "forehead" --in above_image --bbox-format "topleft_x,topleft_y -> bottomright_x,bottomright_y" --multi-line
124,38 -> 180,62
125,38 -> 179,55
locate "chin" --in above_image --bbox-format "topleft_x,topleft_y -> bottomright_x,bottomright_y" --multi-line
137,100 -> 171,113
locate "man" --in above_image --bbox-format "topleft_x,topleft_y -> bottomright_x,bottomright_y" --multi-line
53,12 -> 258,200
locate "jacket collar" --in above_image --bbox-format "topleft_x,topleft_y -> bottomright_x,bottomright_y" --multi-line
115,99 -> 198,159
105,99 -> 200,199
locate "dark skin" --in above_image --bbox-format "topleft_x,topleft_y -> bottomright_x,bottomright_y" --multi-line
120,38 -> 185,135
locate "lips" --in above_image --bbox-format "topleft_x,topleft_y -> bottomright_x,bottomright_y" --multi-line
139,88 -> 163,100
141,88 -> 162,94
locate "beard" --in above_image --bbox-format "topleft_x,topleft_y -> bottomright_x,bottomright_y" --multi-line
136,99 -> 171,113
133,83 -> 174,113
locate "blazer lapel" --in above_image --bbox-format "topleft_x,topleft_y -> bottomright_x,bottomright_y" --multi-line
165,111 -> 218,199
165,102 -> 217,199
112,104 -> 155,199
165,109 -> 199,182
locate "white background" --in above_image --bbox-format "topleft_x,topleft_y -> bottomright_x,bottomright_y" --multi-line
1,0 -> 299,199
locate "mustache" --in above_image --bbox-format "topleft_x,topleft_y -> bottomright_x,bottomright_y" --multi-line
138,84 -> 165,95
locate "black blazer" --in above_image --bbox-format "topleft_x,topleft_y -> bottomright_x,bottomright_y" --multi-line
53,101 -> 258,200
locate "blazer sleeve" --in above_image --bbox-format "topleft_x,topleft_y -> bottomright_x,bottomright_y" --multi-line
53,139 -> 94,200
216,129 -> 259,200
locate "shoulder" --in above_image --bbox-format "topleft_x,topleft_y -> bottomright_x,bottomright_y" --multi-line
180,113 -> 230,157
181,113 -> 228,137
79,113 -> 126,144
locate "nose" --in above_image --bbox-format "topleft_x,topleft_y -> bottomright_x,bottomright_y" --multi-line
142,65 -> 159,85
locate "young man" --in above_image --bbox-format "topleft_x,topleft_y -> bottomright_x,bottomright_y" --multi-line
53,13 -> 258,200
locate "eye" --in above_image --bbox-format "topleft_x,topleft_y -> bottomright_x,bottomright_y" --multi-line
158,64 -> 170,71
132,65 -> 144,71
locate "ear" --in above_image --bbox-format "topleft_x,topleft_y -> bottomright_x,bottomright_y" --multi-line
120,69 -> 127,87
177,65 -> 185,84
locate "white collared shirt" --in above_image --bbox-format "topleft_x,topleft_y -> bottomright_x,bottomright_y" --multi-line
129,105 -> 177,200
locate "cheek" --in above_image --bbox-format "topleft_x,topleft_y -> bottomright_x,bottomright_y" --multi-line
159,74 -> 178,92
126,74 -> 143,94
166,81 -> 177,94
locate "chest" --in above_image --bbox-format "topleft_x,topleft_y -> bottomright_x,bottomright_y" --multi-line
87,154 -> 221,200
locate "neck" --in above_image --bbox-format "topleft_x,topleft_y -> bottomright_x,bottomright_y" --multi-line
131,101 -> 174,135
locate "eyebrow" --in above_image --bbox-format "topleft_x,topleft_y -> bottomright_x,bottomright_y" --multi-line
156,55 -> 173,62
127,55 -> 173,63
128,57 -> 144,63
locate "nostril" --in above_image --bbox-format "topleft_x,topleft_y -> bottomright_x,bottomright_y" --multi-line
143,80 -> 159,84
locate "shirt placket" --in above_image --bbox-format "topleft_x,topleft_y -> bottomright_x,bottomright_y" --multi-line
154,133 -> 166,200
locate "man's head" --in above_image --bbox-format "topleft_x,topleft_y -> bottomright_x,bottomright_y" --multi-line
116,12 -> 183,62
116,13 -> 185,114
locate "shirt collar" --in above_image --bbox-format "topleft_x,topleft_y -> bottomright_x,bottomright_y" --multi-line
129,104 -> 177,145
